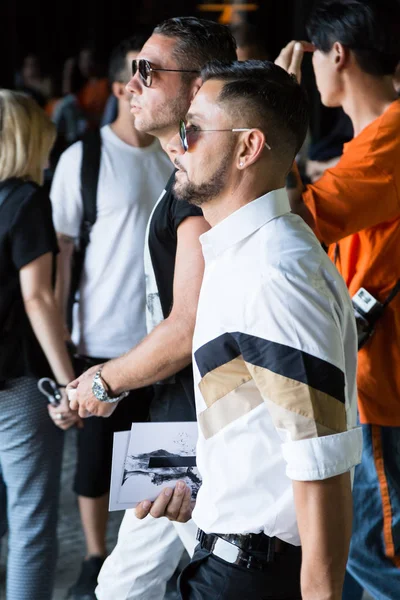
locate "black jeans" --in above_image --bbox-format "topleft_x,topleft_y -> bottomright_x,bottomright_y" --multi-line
178,544 -> 302,600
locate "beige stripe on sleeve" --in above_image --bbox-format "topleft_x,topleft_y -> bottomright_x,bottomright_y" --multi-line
198,355 -> 252,408
246,362 -> 346,439
198,379 -> 263,439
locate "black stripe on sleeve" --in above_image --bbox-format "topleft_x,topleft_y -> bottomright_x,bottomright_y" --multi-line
232,332 -> 345,405
195,332 -> 345,405
194,333 -> 241,378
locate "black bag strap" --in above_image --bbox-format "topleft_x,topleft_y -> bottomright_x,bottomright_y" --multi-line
79,128 -> 102,249
67,129 -> 102,331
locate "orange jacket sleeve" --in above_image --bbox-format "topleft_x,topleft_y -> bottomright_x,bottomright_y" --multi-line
303,162 -> 399,245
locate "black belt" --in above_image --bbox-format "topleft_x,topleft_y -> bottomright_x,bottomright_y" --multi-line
197,529 -> 290,571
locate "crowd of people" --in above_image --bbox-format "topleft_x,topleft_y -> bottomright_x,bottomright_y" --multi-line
0,1 -> 400,599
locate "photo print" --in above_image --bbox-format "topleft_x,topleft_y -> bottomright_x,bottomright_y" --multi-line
117,422 -> 201,505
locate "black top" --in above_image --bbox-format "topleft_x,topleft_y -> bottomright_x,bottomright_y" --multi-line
0,179 -> 58,381
148,172 -> 203,422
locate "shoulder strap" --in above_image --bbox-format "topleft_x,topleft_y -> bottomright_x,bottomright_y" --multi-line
67,129 -> 102,331
80,128 -> 102,244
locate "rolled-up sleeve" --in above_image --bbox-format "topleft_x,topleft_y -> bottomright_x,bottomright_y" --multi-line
240,268 -> 362,481
282,427 -> 362,481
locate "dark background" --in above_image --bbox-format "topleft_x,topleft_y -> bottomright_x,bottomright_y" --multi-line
0,0 -> 337,141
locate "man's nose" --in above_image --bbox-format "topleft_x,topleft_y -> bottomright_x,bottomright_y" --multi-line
166,131 -> 185,158
126,71 -> 141,95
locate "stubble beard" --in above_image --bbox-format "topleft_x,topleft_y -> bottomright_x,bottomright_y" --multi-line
174,153 -> 232,207
134,85 -> 189,136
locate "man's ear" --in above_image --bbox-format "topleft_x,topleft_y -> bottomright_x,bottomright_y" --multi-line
332,42 -> 349,72
189,77 -> 203,102
111,81 -> 125,100
237,129 -> 267,170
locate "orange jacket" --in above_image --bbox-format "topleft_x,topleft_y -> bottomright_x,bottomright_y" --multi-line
303,100 -> 400,426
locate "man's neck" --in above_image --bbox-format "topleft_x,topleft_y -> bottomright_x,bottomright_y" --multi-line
110,114 -> 155,148
342,74 -> 397,137
201,175 -> 283,228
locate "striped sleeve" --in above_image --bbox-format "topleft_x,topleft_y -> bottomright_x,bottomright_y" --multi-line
194,265 -> 362,480
233,331 -> 362,480
234,332 -> 347,440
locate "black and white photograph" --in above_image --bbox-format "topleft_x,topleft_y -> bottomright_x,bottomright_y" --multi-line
109,431 -> 137,512
118,422 -> 201,505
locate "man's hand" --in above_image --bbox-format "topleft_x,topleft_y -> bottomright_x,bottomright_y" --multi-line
135,481 -> 194,523
48,390 -> 83,430
275,40 -> 315,83
67,364 -> 120,418
306,157 -> 341,183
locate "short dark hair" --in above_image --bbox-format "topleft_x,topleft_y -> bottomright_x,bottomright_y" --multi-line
230,23 -> 264,50
153,17 -> 237,75
201,60 -> 309,171
307,0 -> 400,77
108,29 -> 152,83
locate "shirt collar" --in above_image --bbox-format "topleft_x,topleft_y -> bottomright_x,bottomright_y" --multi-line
200,188 -> 291,260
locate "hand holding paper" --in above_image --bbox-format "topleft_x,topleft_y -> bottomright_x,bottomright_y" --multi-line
109,422 -> 201,512
135,481 -> 194,522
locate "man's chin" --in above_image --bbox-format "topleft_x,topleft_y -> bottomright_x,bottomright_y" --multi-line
172,179 -> 187,202
172,179 -> 197,205
130,115 -> 153,136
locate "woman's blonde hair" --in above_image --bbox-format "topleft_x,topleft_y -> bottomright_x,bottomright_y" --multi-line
0,90 -> 56,186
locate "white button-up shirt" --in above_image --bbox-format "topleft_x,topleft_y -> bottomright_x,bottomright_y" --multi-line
192,188 -> 362,546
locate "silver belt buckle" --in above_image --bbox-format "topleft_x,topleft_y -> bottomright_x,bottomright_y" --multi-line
212,537 -> 241,564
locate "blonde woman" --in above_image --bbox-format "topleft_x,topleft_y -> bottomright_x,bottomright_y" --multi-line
0,90 -> 81,600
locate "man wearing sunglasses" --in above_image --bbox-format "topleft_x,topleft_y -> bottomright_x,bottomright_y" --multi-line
68,17 -> 237,600
134,61 -> 362,599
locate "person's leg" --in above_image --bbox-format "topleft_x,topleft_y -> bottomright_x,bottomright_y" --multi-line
345,424 -> 400,600
0,463 -> 8,569
74,415 -> 111,556
0,377 -> 63,600
78,495 -> 109,558
0,465 -> 7,541
71,384 -> 152,598
71,410 -> 119,598
96,510 -> 186,600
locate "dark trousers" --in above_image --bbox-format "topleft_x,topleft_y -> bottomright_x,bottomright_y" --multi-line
178,544 -> 302,600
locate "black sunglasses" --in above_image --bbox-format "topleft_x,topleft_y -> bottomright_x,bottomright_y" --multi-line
179,120 -> 272,153
132,59 -> 200,88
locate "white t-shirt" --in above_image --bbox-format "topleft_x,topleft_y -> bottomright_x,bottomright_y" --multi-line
50,125 -> 173,358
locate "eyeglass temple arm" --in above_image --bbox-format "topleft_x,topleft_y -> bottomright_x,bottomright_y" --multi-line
232,129 -> 272,150
151,68 -> 200,74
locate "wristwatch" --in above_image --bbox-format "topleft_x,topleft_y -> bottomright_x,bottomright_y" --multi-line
92,368 -> 129,404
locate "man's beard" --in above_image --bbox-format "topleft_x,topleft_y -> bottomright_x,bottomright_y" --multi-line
133,87 -> 189,135
173,154 -> 231,206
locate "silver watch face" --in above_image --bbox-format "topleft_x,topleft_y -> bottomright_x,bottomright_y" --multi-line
92,372 -> 109,402
92,371 -> 127,403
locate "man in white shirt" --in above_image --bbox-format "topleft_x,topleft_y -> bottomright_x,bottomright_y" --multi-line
135,61 -> 362,600
51,34 -> 172,599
